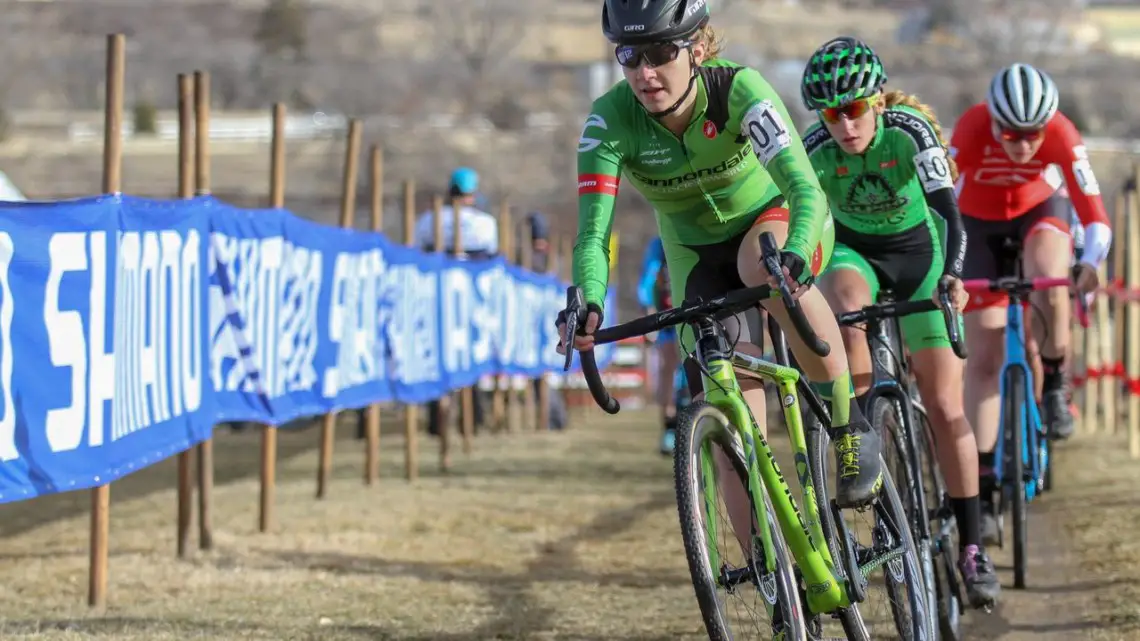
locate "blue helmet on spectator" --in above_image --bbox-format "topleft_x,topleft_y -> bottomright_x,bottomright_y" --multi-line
449,167 -> 479,196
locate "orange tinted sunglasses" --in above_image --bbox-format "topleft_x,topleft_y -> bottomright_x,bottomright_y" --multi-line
819,95 -> 879,124
998,127 -> 1043,143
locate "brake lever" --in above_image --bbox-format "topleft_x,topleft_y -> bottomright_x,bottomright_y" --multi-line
562,287 -> 586,372
758,232 -> 795,301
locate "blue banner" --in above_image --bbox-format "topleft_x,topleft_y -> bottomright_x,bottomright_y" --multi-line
0,194 -> 614,503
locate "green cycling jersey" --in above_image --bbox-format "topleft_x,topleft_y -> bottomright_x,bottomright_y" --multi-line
573,59 -> 831,309
801,104 -> 966,276
802,103 -> 968,353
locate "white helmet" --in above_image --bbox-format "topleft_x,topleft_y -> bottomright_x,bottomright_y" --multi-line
986,63 -> 1059,130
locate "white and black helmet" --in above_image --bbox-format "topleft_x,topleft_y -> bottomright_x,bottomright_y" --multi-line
986,63 -> 1059,130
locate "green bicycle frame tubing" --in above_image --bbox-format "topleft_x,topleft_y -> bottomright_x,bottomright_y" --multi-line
702,355 -> 848,613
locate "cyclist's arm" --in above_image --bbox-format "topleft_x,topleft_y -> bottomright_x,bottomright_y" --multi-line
573,108 -> 625,311
734,70 -> 829,263
888,108 -> 967,277
636,237 -> 664,308
1045,113 -> 1112,268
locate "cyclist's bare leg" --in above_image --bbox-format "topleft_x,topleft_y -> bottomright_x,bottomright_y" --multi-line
912,348 -> 978,496
818,268 -> 874,392
1024,227 -> 1075,437
739,218 -> 882,509
913,345 -> 1000,603
964,307 -> 1006,455
1026,334 -> 1044,402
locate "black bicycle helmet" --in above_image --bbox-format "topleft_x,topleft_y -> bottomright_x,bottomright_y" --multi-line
601,0 -> 710,45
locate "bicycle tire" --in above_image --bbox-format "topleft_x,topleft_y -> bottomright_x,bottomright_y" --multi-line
803,412 -> 869,640
872,396 -> 940,641
672,400 -> 806,641
1004,367 -> 1029,589
808,408 -> 934,640
915,406 -> 963,641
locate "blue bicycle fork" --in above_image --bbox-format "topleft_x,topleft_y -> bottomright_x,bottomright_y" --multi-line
991,296 -> 1048,502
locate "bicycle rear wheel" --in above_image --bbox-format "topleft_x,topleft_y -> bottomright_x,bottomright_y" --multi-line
1003,368 -> 1029,589
673,400 -> 805,641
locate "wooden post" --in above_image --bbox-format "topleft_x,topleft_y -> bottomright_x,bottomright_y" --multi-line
316,118 -> 362,498
500,203 -> 516,432
1081,299 -> 1099,435
519,223 -> 536,431
175,72 -> 195,556
365,145 -> 383,485
401,180 -> 420,481
491,199 -> 510,433
1128,166 -> 1140,458
432,195 -> 451,471
1112,192 -> 1127,431
536,225 -> 552,432
193,69 -> 215,552
449,195 -> 475,454
89,31 -> 124,609
1096,259 -> 1114,434
259,102 -> 286,532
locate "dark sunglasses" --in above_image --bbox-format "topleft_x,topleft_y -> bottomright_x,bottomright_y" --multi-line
818,95 -> 879,124
998,127 -> 1043,143
614,40 -> 692,69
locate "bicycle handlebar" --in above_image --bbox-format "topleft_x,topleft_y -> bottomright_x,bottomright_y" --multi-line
560,231 -> 829,414
835,290 -> 968,360
962,276 -> 1089,329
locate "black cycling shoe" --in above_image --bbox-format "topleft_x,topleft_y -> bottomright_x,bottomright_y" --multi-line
1041,386 -> 1074,440
831,418 -> 883,509
959,544 -> 1001,608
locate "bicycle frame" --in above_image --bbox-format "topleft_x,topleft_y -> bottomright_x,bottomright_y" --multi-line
990,293 -> 1046,501
689,318 -> 851,615
850,298 -> 935,551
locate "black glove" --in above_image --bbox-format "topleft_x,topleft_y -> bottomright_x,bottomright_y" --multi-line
555,302 -> 604,342
779,250 -> 815,288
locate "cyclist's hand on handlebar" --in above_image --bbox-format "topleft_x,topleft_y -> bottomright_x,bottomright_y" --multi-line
1071,263 -> 1098,294
555,305 -> 602,355
765,251 -> 813,300
935,275 -> 968,313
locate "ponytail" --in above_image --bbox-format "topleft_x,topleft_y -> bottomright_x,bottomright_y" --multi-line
883,90 -> 958,181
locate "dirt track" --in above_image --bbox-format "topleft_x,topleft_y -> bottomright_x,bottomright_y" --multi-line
0,408 -> 1135,640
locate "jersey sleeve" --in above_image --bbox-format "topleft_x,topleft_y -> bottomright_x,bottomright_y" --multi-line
636,237 -> 664,308
1044,113 -> 1112,266
886,107 -> 967,277
731,68 -> 829,264
573,101 -> 625,310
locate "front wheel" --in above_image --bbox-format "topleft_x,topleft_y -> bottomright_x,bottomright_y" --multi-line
673,401 -> 806,641
1003,368 -> 1029,589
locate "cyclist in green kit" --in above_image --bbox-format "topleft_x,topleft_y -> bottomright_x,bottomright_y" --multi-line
555,0 -> 885,520
799,36 -> 1001,605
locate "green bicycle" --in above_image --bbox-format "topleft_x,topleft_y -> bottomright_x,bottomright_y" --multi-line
562,232 -> 930,640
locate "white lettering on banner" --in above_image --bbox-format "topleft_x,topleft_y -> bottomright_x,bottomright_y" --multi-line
44,230 -> 200,454
441,268 -> 474,373
209,233 -> 321,397
111,231 -> 202,444
0,233 -> 15,461
380,264 -> 439,385
324,249 -> 384,397
473,267 -> 505,365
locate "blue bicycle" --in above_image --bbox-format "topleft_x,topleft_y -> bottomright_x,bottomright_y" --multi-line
962,239 -> 1088,589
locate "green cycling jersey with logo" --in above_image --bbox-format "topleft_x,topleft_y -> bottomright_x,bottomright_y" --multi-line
802,104 -> 968,352
573,59 -> 833,310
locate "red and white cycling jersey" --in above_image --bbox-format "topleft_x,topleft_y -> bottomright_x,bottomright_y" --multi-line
949,102 -> 1112,266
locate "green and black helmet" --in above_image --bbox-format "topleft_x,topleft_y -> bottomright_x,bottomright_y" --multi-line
801,36 -> 887,110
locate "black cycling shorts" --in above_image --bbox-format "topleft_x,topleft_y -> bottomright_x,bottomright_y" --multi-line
960,192 -> 1072,282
